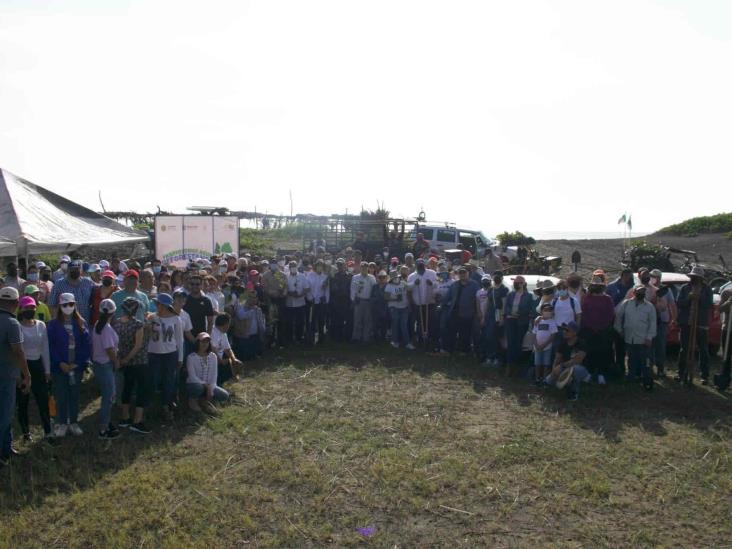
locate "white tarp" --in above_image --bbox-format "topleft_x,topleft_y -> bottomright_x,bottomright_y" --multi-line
155,215 -> 239,267
0,236 -> 17,257
0,168 -> 148,255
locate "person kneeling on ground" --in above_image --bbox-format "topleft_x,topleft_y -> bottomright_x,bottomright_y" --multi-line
186,332 -> 230,413
544,321 -> 590,401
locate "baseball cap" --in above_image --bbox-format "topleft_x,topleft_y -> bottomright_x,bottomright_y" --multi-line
249,269 -> 259,277
99,260 -> 110,269
35,261 -> 47,269
196,331 -> 211,341
24,284 -> 40,295
69,260 -> 82,269
59,255 -> 71,263
59,293 -> 76,305
172,288 -> 188,298
99,298 -> 117,314
102,270 -> 116,279
18,296 -> 36,309
87,263 -> 101,273
561,321 -> 579,332
124,269 -> 139,279
153,293 -> 177,314
0,287 -> 20,300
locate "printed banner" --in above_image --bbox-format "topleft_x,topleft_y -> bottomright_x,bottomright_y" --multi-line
155,215 -> 239,267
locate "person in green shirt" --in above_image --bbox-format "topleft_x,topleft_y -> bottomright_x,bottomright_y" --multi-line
111,270 -> 150,322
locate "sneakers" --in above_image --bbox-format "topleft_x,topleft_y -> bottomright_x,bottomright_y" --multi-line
405,343 -> 416,350
597,374 -> 606,386
118,418 -> 132,428
54,424 -> 68,438
98,428 -> 120,440
69,423 -> 83,436
390,342 -> 399,349
129,423 -> 151,434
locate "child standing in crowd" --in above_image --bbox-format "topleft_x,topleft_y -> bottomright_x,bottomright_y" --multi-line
148,293 -> 184,420
385,270 -> 412,349
532,303 -> 558,385
91,299 -> 120,439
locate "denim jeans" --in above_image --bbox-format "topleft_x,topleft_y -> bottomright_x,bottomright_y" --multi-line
505,318 -> 529,364
627,344 -> 651,381
53,370 -> 81,425
92,362 -> 116,430
545,364 -> 590,395
149,351 -> 179,407
187,383 -> 229,402
0,377 -> 17,458
389,307 -> 410,345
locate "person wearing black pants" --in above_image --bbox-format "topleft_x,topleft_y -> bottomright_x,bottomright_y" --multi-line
16,358 -> 52,439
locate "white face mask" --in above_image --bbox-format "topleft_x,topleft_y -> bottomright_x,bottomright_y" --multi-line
61,304 -> 75,314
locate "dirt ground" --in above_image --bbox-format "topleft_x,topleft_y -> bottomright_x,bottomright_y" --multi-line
538,232 -> 732,281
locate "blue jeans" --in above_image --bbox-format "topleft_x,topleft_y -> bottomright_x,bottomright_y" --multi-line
0,377 -> 17,458
389,307 -> 410,345
53,371 -> 81,425
505,318 -> 529,364
92,362 -> 116,430
186,383 -> 229,402
627,344 -> 651,381
150,351 -> 179,407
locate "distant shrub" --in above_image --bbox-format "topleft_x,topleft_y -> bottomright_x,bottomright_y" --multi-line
496,231 -> 536,246
657,213 -> 732,236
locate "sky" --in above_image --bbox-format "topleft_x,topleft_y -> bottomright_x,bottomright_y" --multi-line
1,0 -> 731,236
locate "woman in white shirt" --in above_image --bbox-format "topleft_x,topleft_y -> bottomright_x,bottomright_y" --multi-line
186,332 -> 230,413
16,296 -> 52,440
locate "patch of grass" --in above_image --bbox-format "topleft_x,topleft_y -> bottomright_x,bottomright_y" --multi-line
657,212 -> 732,236
2,345 -> 732,547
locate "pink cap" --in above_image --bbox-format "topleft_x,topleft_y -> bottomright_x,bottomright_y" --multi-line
102,270 -> 116,279
19,296 -> 37,309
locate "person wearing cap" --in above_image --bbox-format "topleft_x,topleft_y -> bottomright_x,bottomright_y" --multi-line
350,261 -> 376,343
53,255 -> 71,283
614,284 -> 657,388
531,303 -> 558,385
385,269 -> 412,349
148,293 -> 184,420
186,332 -> 229,413
534,279 -> 557,313
676,266 -> 714,384
412,232 -> 431,259
649,269 -> 676,378
114,297 -> 150,434
16,295 -> 52,441
403,253 -> 416,274
22,285 -> 51,322
86,263 -> 102,284
625,268 -> 657,304
503,276 -> 535,376
0,287 -> 32,462
110,270 -> 150,323
91,299 -> 121,440
407,259 -> 438,349
566,272 -> 585,301
329,259 -> 353,342
306,260 -> 330,344
49,259 -> 95,325
90,270 -> 118,327
443,267 -> 480,354
580,276 -> 615,385
47,292 -> 91,437
283,261 -> 309,345
546,321 -> 590,400
2,262 -> 25,291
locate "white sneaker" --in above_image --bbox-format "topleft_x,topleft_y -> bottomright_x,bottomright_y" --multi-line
69,423 -> 83,436
54,423 -> 68,438
598,374 -> 606,385
390,342 -> 399,349
405,343 -> 416,350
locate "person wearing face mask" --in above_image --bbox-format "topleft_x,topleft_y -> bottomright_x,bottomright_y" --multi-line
36,263 -> 54,303
534,280 -> 556,313
407,259 -> 438,350
23,264 -> 39,290
90,270 -> 118,326
487,271 -> 509,366
53,255 -> 71,283
443,267 -> 480,354
284,261 -> 309,345
625,268 -> 657,304
566,273 -> 585,301
532,303 -> 558,385
15,296 -> 52,442
614,284 -> 657,389
111,270 -> 150,323
350,261 -> 376,343
329,258 -> 353,342
551,280 -> 582,332
580,276 -> 615,385
47,293 -> 91,437
3,262 -> 25,291
21,285 -> 51,322
385,269 -> 412,349
151,259 -> 163,281
49,260 -> 95,325
91,299 -> 121,440
503,276 -> 535,377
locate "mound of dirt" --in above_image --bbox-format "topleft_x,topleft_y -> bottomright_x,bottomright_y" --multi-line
537,232 -> 732,280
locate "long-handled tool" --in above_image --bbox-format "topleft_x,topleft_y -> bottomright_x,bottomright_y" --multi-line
684,291 -> 700,387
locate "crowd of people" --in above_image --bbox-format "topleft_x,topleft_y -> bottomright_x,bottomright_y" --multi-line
0,237 -> 730,465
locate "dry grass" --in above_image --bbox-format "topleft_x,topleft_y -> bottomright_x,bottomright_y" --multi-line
1,343 -> 731,548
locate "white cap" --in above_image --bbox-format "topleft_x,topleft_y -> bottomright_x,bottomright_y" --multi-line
99,298 -> 117,314
99,260 -> 110,269
35,261 -> 47,269
0,287 -> 19,300
59,293 -> 76,305
59,255 -> 71,263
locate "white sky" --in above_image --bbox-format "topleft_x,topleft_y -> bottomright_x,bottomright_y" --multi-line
1,0 -> 731,235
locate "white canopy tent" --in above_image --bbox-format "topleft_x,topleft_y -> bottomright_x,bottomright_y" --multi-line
0,168 -> 147,258
0,236 -> 17,257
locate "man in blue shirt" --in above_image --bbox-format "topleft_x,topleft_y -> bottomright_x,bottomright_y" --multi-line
49,260 -> 95,325
444,267 -> 480,353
